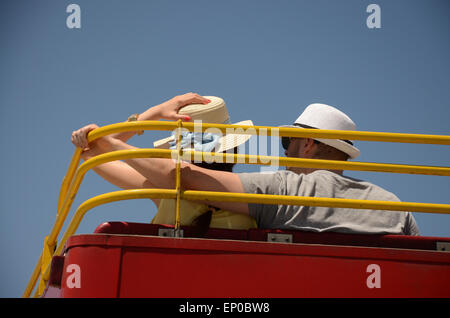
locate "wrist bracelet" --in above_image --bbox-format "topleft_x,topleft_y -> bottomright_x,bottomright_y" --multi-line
127,113 -> 144,135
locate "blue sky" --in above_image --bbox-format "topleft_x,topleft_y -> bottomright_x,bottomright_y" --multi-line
1,0 -> 449,297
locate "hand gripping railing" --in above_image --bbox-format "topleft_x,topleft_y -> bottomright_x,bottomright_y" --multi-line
23,120 -> 450,297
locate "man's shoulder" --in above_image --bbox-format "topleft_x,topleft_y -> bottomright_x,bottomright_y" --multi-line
238,170 -> 304,183
238,170 -> 282,185
238,169 -> 400,201
237,170 -> 304,196
312,170 -> 401,201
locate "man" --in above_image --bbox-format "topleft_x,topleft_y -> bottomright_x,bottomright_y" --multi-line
73,93 -> 419,235
239,103 -> 419,235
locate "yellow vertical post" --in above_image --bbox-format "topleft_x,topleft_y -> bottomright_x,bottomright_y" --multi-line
37,236 -> 55,296
57,148 -> 82,216
174,119 -> 183,237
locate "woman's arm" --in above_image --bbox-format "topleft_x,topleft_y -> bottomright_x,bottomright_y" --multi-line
109,93 -> 210,143
103,138 -> 250,215
76,137 -> 162,206
71,93 -> 210,149
70,93 -> 211,205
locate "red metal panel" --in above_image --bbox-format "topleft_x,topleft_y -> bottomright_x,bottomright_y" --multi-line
60,238 -> 123,298
60,234 -> 450,298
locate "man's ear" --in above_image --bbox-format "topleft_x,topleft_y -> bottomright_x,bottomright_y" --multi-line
303,138 -> 317,157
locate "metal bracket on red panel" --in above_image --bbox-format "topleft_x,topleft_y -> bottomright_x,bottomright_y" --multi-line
267,233 -> 293,243
158,228 -> 184,238
436,242 -> 450,251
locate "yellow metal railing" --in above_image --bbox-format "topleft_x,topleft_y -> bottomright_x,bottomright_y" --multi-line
23,120 -> 450,297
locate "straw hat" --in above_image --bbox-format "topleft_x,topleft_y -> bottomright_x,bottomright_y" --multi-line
153,96 -> 253,153
281,103 -> 360,159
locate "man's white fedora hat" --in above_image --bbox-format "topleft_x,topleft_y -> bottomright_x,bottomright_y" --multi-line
153,96 -> 253,153
281,103 -> 361,159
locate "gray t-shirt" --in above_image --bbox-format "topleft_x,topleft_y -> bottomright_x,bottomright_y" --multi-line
238,170 -> 419,235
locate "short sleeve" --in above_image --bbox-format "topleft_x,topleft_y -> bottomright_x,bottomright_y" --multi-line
237,172 -> 286,227
238,172 -> 286,196
404,212 -> 420,236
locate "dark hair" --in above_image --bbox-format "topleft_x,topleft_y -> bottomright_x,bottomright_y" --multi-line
192,161 -> 235,172
191,146 -> 238,172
